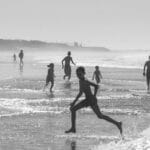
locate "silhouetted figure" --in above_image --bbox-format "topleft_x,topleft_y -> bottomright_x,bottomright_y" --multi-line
65,67 -> 122,135
92,66 -> 103,84
13,53 -> 17,62
44,63 -> 55,92
18,50 -> 24,66
62,51 -> 76,80
143,56 -> 150,91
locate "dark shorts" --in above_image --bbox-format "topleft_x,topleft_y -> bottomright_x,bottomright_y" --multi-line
146,71 -> 150,78
83,95 -> 98,107
95,76 -> 100,83
46,76 -> 54,84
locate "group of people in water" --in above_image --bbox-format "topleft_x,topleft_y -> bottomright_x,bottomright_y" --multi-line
13,50 -> 24,66
11,49 -> 150,137
44,51 -> 103,92
44,51 -> 150,137
43,51 -> 122,136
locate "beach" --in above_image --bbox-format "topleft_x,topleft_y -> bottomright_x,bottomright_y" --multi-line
0,50 -> 150,150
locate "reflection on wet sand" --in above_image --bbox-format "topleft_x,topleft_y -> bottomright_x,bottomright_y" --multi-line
19,64 -> 23,75
65,139 -> 76,150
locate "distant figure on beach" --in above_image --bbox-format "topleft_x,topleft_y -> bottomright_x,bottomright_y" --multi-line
143,56 -> 150,91
13,53 -> 16,62
18,50 -> 24,66
62,51 -> 76,80
92,66 -> 103,84
44,63 -> 55,92
65,67 -> 122,135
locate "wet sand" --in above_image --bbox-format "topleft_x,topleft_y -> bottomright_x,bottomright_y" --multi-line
0,111 -> 150,150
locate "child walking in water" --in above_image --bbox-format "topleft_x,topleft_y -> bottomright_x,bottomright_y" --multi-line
65,67 -> 122,135
44,63 -> 55,92
92,66 -> 102,84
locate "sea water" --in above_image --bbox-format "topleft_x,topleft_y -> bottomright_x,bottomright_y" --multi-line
0,49 -> 150,150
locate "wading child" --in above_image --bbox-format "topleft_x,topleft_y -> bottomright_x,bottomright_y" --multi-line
92,66 -> 102,84
65,67 -> 122,135
62,51 -> 76,80
44,63 -> 55,92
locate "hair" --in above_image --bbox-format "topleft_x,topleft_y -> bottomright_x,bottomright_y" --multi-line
50,63 -> 54,68
76,66 -> 85,74
95,66 -> 99,69
47,63 -> 54,69
68,51 -> 71,55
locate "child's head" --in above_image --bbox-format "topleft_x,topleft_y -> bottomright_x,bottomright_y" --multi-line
47,63 -> 54,68
95,66 -> 99,70
68,51 -> 71,56
76,67 -> 85,79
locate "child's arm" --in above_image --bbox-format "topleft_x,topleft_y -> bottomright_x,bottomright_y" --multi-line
70,90 -> 83,107
143,62 -> 147,76
99,71 -> 103,79
62,58 -> 65,69
92,72 -> 95,80
71,57 -> 76,65
87,80 -> 99,96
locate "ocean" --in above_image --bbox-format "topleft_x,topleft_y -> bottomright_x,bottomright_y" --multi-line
0,49 -> 150,150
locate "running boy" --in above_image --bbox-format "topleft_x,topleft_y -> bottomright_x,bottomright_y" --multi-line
65,67 -> 122,135
44,63 -> 55,92
92,66 -> 102,84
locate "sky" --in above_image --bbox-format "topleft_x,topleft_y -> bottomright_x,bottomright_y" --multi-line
0,0 -> 150,49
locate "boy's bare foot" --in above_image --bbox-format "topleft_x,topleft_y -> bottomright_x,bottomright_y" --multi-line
65,128 -> 76,133
117,122 -> 123,135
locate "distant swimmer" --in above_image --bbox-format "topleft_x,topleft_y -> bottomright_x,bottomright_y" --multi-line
44,63 -> 55,92
92,66 -> 103,84
13,53 -> 16,62
65,67 -> 122,135
18,50 -> 24,66
143,56 -> 150,91
62,51 -> 76,80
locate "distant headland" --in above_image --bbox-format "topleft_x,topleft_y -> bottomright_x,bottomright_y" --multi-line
0,39 -> 110,51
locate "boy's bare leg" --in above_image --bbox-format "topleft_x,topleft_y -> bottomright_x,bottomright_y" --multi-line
91,104 -> 123,135
50,81 -> 54,92
65,100 -> 88,133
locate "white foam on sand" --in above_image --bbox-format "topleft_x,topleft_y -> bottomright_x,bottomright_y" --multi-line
92,125 -> 150,150
56,134 -> 119,141
0,87 -> 44,93
97,94 -> 137,100
0,98 -> 66,116
81,108 -> 143,115
0,97 -> 144,117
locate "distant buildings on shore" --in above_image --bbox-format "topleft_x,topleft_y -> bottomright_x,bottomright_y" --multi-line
74,42 -> 82,48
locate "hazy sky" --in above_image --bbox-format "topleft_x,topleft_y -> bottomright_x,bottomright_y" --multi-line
0,0 -> 150,49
